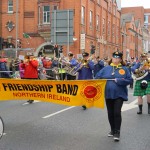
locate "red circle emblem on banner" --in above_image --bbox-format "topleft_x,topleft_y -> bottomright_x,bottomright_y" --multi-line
84,86 -> 97,98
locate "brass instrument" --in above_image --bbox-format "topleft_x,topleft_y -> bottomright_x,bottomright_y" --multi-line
132,58 -> 150,80
65,59 -> 89,76
81,59 -> 89,68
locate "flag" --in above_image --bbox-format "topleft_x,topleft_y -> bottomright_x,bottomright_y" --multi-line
23,33 -> 31,39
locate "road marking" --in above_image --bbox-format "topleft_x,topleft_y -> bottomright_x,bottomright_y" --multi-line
122,96 -> 146,112
128,92 -> 134,94
22,100 -> 40,105
42,106 -> 75,119
122,99 -> 138,112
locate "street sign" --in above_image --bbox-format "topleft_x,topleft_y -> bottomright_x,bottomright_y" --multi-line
80,34 -> 85,50
51,10 -> 74,45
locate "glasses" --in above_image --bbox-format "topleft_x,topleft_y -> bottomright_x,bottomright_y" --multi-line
113,55 -> 121,58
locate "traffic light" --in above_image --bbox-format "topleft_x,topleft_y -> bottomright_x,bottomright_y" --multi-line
90,45 -> 95,54
17,40 -> 22,48
0,37 -> 4,50
54,45 -> 59,58
59,45 -> 63,53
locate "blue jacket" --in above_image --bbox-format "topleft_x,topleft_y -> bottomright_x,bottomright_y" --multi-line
77,60 -> 94,80
93,60 -> 104,77
69,58 -> 78,67
95,65 -> 132,101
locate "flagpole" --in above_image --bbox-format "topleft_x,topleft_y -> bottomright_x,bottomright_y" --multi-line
15,0 -> 19,58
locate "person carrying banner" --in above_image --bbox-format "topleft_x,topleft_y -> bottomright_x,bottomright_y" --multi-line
21,54 -> 39,104
131,53 -> 150,115
95,51 -> 132,142
76,52 -> 94,110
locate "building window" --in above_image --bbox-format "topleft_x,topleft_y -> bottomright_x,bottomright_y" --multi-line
108,21 -> 110,35
90,10 -> 93,28
102,18 -> 105,34
112,24 -> 115,37
96,15 -> 99,30
81,6 -> 85,25
97,0 -> 100,4
8,0 -> 13,13
132,24 -> 134,30
43,6 -> 50,24
116,26 -> 119,42
144,15 -> 149,24
53,5 -> 58,10
113,6 -> 116,15
109,1 -> 112,12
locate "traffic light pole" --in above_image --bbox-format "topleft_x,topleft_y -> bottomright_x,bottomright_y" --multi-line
15,0 -> 19,58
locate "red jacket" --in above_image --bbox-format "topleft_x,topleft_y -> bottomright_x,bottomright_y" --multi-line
21,60 -> 38,78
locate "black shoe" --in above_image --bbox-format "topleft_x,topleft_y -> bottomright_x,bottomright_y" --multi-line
129,85 -> 133,89
82,105 -> 87,110
137,105 -> 142,114
108,131 -> 114,137
27,100 -> 34,104
137,111 -> 142,114
148,103 -> 150,114
114,131 -> 120,141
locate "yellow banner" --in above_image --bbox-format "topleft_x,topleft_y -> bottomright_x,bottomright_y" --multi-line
0,79 -> 106,108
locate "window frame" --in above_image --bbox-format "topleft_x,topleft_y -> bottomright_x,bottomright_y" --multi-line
90,10 -> 93,28
8,0 -> 13,13
43,5 -> 50,24
81,6 -> 85,25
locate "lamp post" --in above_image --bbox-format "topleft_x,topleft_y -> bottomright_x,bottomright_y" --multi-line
15,0 -> 19,58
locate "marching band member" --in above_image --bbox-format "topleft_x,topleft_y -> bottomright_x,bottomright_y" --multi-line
65,52 -> 78,80
76,52 -> 94,110
58,56 -> 67,80
93,56 -> 104,77
95,51 -> 132,141
131,53 -> 150,115
21,54 -> 39,104
77,52 -> 94,80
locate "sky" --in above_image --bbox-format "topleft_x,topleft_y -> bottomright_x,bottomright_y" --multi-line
121,0 -> 150,8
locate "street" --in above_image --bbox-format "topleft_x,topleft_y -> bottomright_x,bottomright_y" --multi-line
0,87 -> 150,150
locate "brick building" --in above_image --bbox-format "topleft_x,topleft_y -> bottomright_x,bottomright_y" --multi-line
121,13 -> 144,58
121,6 -> 150,56
1,0 -> 121,58
122,6 -> 150,30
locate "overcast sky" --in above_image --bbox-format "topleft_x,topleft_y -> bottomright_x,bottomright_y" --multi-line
121,0 -> 150,8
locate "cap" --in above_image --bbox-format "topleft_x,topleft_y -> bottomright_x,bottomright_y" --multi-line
112,51 -> 123,58
68,52 -> 73,57
140,53 -> 147,57
82,52 -> 89,57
